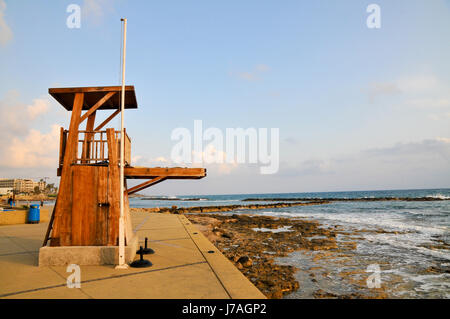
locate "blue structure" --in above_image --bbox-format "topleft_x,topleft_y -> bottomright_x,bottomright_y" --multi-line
28,205 -> 40,224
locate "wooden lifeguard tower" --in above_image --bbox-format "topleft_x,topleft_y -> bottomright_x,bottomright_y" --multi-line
39,86 -> 206,265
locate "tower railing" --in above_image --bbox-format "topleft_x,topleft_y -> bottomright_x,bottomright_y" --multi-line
58,128 -> 131,174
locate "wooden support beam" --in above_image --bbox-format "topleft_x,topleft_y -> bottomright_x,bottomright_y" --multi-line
42,199 -> 57,247
127,176 -> 167,195
106,128 -> 118,165
58,127 -> 64,167
94,109 -> 121,131
125,167 -> 206,179
81,111 -> 96,163
51,92 -> 84,246
106,128 -> 120,245
79,91 -> 116,124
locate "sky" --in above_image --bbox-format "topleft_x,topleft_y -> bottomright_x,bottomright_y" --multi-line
0,0 -> 449,195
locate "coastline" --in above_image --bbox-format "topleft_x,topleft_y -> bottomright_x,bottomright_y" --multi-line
185,213 -> 396,299
130,205 -> 397,299
131,193 -> 450,299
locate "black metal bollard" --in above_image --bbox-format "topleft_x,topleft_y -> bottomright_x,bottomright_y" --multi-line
142,237 -> 155,254
130,246 -> 152,268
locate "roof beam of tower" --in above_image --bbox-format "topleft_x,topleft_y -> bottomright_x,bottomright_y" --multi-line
79,91 -> 116,124
94,109 -> 121,131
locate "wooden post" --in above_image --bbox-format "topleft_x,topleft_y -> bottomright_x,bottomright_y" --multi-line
81,111 -> 96,163
50,92 -> 84,246
106,128 -> 120,246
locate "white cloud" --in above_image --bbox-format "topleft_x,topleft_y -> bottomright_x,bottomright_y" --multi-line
26,98 -> 50,119
367,82 -> 401,102
283,137 -> 300,145
230,64 -> 270,82
131,155 -> 142,163
279,159 -> 334,177
396,75 -> 440,92
0,0 -> 12,47
132,147 -> 239,176
2,125 -> 60,168
0,92 -> 62,170
368,74 -> 440,100
405,98 -> 450,109
0,92 -> 53,134
130,155 -> 170,167
436,137 -> 450,144
367,74 -> 450,111
363,137 -> 450,158
82,0 -> 114,25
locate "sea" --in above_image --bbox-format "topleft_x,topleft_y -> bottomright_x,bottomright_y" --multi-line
130,188 -> 450,298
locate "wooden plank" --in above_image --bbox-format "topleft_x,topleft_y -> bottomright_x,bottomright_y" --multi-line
49,86 -> 135,94
127,176 -> 167,195
106,128 -> 118,165
71,166 -> 96,245
42,198 -> 57,247
106,128 -> 120,246
124,179 -> 134,245
79,91 -> 116,123
117,129 -> 132,165
124,128 -> 131,165
51,92 -> 84,246
94,109 -> 120,131
49,86 -> 138,111
125,167 -> 206,179
81,112 -> 96,163
58,127 -> 64,166
96,166 -> 109,245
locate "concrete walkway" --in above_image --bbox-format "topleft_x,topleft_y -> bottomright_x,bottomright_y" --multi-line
0,212 -> 265,299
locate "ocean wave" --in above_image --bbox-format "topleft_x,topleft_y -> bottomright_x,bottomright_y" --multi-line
363,233 -> 450,260
426,194 -> 450,200
251,210 -> 449,235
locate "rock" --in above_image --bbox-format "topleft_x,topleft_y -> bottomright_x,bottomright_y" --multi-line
268,290 -> 283,299
237,256 -> 253,267
231,255 -> 240,263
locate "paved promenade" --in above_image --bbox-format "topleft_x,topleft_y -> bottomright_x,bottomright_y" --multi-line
0,212 -> 265,299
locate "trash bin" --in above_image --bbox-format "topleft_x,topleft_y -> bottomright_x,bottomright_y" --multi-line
28,204 -> 40,224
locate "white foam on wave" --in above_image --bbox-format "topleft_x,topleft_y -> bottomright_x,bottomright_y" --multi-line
426,193 -> 450,200
363,233 -> 450,260
252,226 -> 293,233
257,210 -> 449,235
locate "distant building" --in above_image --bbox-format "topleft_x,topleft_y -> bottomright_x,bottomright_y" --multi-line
0,178 -> 47,194
0,179 -> 15,189
0,187 -> 13,195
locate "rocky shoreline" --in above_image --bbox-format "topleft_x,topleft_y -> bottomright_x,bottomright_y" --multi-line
242,197 -> 449,202
184,213 -> 396,299
131,200 -> 449,299
129,200 -> 329,214
129,202 -> 396,298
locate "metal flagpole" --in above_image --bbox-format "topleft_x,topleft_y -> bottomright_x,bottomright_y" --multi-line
116,18 -> 128,269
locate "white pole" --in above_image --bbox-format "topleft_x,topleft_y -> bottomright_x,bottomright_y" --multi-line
116,18 -> 128,269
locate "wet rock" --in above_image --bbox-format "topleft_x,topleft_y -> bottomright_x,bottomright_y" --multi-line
237,256 -> 253,267
313,289 -> 338,299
